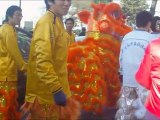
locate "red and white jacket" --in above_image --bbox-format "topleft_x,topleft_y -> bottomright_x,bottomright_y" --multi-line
136,37 -> 160,117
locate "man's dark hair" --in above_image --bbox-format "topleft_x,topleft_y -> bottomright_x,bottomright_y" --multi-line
151,16 -> 160,32
65,18 -> 75,24
136,11 -> 153,28
82,27 -> 86,31
5,5 -> 22,22
2,20 -> 7,24
44,0 -> 54,10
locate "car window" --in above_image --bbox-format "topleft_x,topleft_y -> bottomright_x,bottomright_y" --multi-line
16,28 -> 32,61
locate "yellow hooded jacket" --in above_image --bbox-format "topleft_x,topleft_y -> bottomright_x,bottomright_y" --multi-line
0,24 -> 27,81
25,11 -> 71,104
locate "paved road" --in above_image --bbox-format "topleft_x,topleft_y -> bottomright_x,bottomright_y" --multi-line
80,108 -> 117,120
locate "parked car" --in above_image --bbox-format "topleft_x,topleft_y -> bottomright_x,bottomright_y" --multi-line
16,27 -> 32,61
16,27 -> 32,107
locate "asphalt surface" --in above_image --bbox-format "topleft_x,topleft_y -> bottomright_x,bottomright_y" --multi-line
80,108 -> 117,120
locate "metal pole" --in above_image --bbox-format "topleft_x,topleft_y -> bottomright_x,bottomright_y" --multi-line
19,0 -> 21,8
19,0 -> 21,27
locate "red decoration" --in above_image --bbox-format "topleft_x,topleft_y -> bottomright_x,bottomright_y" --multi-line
68,2 -> 132,113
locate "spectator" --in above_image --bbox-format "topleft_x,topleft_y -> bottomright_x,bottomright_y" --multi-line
65,17 -> 75,45
136,37 -> 160,120
115,11 -> 153,120
79,27 -> 86,36
151,16 -> 160,39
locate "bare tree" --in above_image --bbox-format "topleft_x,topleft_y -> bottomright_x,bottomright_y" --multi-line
150,0 -> 158,16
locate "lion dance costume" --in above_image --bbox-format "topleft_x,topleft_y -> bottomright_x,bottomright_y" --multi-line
0,24 -> 27,119
67,2 -> 132,114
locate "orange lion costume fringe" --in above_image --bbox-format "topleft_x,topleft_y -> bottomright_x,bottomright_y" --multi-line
67,2 -> 132,114
0,82 -> 21,120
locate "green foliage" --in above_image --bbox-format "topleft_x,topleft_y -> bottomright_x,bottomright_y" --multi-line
121,0 -> 149,26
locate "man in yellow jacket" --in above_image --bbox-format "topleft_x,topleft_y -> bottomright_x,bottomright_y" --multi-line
0,5 -> 27,119
65,18 -> 75,45
21,0 -> 80,119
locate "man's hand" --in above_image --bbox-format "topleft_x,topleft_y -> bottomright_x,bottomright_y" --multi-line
53,91 -> 67,106
119,75 -> 123,83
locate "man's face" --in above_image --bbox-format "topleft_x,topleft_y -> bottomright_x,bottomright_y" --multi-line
10,10 -> 22,25
65,20 -> 74,31
52,0 -> 71,16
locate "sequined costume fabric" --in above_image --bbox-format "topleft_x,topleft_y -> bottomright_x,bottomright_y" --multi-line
0,82 -> 21,119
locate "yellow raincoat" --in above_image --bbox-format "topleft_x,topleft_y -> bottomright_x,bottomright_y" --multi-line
0,24 -> 27,81
25,11 -> 71,104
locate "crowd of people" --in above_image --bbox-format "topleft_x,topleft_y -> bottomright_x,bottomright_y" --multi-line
0,0 -> 160,120
116,11 -> 160,120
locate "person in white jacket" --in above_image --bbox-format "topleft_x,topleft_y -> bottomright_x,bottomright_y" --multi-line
115,11 -> 153,120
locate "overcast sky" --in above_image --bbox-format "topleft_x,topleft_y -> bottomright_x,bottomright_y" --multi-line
0,0 -> 160,28
0,0 -> 45,27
